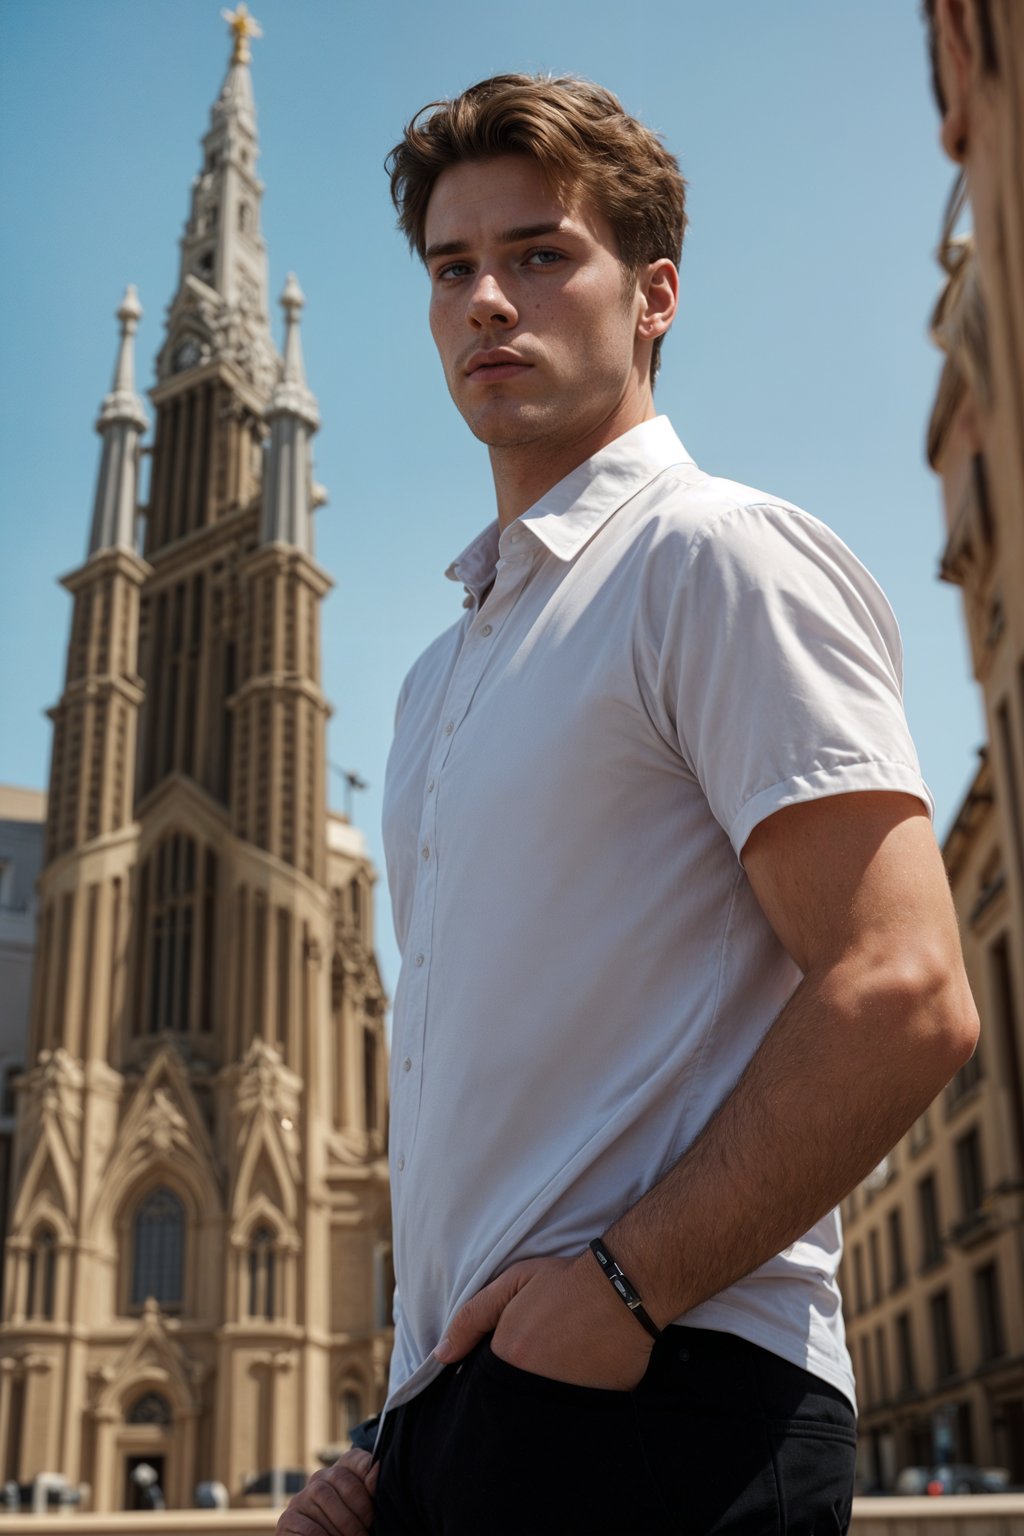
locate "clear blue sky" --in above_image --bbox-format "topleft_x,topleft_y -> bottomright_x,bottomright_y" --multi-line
0,0 -> 984,999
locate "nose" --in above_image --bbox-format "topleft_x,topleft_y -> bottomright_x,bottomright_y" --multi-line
467,270 -> 517,330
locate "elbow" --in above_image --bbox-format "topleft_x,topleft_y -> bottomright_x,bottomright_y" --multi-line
836,942 -> 979,1081
886,948 -> 980,1077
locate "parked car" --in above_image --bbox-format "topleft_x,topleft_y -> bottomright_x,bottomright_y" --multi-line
241,1468 -> 309,1503
896,1464 -> 1010,1496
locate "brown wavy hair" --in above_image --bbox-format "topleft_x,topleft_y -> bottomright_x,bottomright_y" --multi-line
387,74 -> 687,382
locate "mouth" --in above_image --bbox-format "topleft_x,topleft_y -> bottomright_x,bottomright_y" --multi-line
465,350 -> 534,382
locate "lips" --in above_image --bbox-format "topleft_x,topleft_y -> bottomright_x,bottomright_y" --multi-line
465,349 -> 533,380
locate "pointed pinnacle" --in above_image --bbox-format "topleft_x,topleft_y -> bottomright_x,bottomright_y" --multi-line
281,272 -> 305,314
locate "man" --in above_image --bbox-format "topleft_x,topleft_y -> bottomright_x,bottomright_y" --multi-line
280,74 -> 977,1536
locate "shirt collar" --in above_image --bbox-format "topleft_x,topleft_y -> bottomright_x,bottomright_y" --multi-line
446,417 -> 695,599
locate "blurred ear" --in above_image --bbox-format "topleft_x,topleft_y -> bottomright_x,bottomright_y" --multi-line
935,0 -> 973,161
636,259 -> 679,343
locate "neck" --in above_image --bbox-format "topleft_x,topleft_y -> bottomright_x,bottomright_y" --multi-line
491,392 -> 657,531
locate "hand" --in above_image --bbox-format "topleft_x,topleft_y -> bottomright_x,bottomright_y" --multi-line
434,1252 -> 655,1390
275,1449 -> 379,1536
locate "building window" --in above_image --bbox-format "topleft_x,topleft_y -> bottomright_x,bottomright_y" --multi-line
247,1227 -> 276,1321
990,933 -> 1024,1179
888,1208 -> 907,1292
852,1243 -> 866,1314
917,1173 -> 943,1269
955,1127 -> 985,1220
136,834 -> 217,1038
946,1048 -> 983,1110
874,1325 -> 889,1404
868,1229 -> 882,1306
131,1187 -> 185,1308
895,1312 -> 916,1395
363,1026 -> 378,1134
26,1227 -> 57,1320
145,834 -> 196,1034
342,1387 -> 363,1437
975,1262 -> 1005,1362
349,878 -> 363,935
908,1108 -> 932,1156
238,200 -> 252,234
127,1392 -> 172,1426
930,1289 -> 958,1382
859,1335 -> 874,1407
2,1065 -> 22,1120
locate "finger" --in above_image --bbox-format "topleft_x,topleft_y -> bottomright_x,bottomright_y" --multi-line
319,1461 -> 377,1530
435,1261 -> 542,1362
312,1477 -> 371,1534
276,1458 -> 376,1536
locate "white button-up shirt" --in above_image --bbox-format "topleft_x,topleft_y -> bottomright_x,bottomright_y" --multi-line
381,416 -> 930,1412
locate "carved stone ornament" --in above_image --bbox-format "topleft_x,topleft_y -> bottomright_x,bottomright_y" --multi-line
143,1087 -> 191,1156
19,1048 -> 84,1160
232,1038 -> 301,1133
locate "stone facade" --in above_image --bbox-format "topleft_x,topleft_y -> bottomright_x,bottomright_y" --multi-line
0,788 -> 47,1314
842,0 -> 1024,1493
0,10 -> 391,1513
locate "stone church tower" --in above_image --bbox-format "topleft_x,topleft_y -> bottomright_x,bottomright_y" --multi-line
0,7 -> 391,1512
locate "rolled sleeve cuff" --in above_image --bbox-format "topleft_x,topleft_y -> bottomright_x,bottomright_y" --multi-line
730,760 -> 935,860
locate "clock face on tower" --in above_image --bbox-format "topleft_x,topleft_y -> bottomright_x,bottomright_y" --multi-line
173,337 -> 203,373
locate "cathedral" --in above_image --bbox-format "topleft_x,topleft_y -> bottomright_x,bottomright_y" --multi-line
0,6 -> 391,1512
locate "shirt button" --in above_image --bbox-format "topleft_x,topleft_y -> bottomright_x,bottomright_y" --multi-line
421,843 -> 430,860
426,779 -> 435,794
415,952 -> 424,967
444,720 -> 454,735
481,623 -> 493,636
397,1156 -> 405,1172
403,1057 -> 412,1072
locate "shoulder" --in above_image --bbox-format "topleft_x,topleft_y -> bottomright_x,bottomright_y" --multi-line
644,472 -> 891,614
625,469 -> 904,684
639,468 -> 853,570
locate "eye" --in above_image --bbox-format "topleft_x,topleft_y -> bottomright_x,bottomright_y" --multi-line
436,261 -> 473,281
525,248 -> 565,267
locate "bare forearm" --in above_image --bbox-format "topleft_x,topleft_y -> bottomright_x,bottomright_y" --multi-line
606,956 -> 976,1326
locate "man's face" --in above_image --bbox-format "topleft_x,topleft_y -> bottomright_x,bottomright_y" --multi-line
423,155 -> 645,451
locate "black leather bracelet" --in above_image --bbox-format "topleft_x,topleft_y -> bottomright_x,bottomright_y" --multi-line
588,1237 -> 662,1342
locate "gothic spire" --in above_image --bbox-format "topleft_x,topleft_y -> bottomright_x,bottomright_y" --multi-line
88,286 -> 149,556
157,4 -> 274,396
260,275 -> 323,553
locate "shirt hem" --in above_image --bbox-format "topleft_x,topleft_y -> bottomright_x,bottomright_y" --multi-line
678,1299 -> 856,1410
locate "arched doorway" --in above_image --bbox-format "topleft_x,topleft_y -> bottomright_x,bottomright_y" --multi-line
118,1391 -> 173,1511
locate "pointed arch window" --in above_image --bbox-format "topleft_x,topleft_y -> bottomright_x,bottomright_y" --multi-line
247,1226 -> 276,1320
26,1227 -> 57,1320
128,1391 -> 172,1426
131,1188 -> 184,1308
341,1385 -> 363,1439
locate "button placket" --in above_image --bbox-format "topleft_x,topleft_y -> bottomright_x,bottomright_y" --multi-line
397,547 -> 535,1193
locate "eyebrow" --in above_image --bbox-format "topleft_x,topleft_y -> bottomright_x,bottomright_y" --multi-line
424,221 -> 569,262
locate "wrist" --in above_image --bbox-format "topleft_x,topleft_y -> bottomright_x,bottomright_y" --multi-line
587,1237 -> 663,1341
599,1228 -> 680,1332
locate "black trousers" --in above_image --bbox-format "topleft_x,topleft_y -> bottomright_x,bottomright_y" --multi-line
372,1325 -> 856,1535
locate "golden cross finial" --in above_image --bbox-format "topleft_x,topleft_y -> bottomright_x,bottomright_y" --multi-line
221,3 -> 262,65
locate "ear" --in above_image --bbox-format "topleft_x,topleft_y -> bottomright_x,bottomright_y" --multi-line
636,258 -> 679,342
935,0 -> 973,162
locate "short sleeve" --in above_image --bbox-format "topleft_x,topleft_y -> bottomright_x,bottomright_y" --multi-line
657,502 -> 933,857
